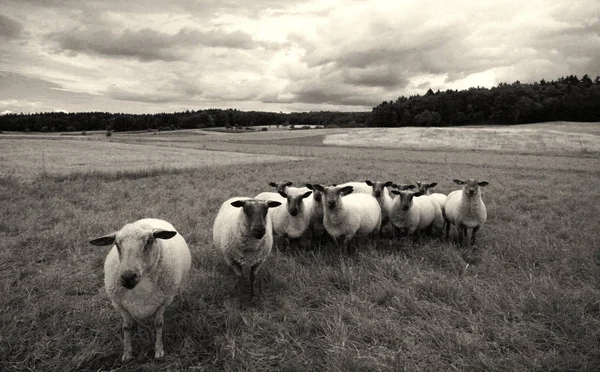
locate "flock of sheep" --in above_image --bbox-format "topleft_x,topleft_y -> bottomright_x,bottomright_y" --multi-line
88,178 -> 489,362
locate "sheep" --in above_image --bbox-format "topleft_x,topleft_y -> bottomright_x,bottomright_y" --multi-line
365,180 -> 394,229
269,187 -> 314,241
213,197 -> 281,300
305,183 -> 327,243
415,181 -> 448,214
89,218 -> 191,362
312,184 -> 381,252
389,190 -> 445,240
444,179 -> 489,245
268,180 -> 293,193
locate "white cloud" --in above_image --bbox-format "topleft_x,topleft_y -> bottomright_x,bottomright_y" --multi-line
0,0 -> 598,114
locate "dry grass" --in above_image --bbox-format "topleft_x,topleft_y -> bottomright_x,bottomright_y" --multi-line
323,123 -> 600,155
0,138 -> 301,180
1,123 -> 599,372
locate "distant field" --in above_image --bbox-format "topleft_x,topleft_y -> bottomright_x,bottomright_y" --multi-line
1,122 -> 600,371
0,138 -> 302,180
323,123 -> 600,155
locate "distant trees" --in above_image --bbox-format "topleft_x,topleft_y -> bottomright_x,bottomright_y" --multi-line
370,74 -> 600,127
1,74 -> 599,132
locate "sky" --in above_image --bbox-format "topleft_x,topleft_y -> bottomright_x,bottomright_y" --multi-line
1,0 -> 599,115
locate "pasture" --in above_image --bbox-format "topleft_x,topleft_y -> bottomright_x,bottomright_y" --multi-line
1,122 -> 599,371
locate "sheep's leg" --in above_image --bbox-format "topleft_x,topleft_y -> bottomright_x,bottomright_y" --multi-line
154,305 -> 167,359
250,262 -> 264,298
444,222 -> 451,241
117,306 -> 134,362
471,226 -> 480,246
457,225 -> 466,245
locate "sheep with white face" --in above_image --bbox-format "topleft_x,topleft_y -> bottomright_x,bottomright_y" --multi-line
89,218 -> 191,362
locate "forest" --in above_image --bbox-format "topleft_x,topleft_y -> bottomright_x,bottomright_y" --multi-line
1,74 -> 599,132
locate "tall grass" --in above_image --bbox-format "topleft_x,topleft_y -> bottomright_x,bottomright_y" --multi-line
1,147 -> 599,371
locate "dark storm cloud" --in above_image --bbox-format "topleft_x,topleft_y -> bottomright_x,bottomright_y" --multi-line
48,26 -> 267,61
0,14 -> 23,39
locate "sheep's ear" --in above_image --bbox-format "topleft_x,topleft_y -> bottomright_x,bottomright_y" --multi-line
231,200 -> 246,208
406,185 -> 416,190
391,190 -> 401,195
340,186 -> 354,196
428,182 -> 438,188
267,201 -> 282,208
268,182 -> 277,187
413,191 -> 424,197
313,184 -> 325,192
89,233 -> 117,246
302,191 -> 313,199
453,179 -> 465,185
285,181 -> 293,186
153,229 -> 177,240
278,190 -> 288,198
391,183 -> 398,188
305,184 -> 314,190
478,181 -> 489,187
384,181 -> 394,187
365,180 -> 373,186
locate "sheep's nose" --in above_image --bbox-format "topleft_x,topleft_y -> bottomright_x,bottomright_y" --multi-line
251,227 -> 266,239
402,205 -> 409,211
375,192 -> 381,198
290,209 -> 298,216
328,201 -> 336,209
121,271 -> 139,289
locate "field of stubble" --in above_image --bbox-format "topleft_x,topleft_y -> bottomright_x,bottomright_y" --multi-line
1,123 -> 599,372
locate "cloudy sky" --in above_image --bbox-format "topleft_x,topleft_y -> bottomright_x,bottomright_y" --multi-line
1,0 -> 599,115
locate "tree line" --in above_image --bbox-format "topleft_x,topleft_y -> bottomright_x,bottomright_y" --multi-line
1,74 -> 599,132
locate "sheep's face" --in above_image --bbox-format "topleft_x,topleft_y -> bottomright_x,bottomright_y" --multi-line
231,199 -> 282,239
89,224 -> 177,290
365,180 -> 393,198
279,189 -> 312,217
306,184 -> 324,203
454,179 -> 489,197
313,184 -> 354,210
415,181 -> 437,195
269,181 -> 293,194
391,190 -> 423,210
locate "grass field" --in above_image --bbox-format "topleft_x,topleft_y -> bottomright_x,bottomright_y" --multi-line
1,122 -> 600,371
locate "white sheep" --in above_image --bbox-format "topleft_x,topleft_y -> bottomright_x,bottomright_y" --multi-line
389,190 -> 445,240
89,218 -> 191,362
444,179 -> 489,245
415,181 -> 448,214
312,184 -> 381,252
212,197 -> 281,300
365,180 -> 394,229
269,187 -> 314,240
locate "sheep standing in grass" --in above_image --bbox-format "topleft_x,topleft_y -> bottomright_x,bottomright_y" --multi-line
213,197 -> 281,300
365,180 -> 394,229
389,190 -> 444,240
269,187 -> 314,242
445,179 -> 489,245
416,181 -> 448,214
312,184 -> 381,252
89,218 -> 191,362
